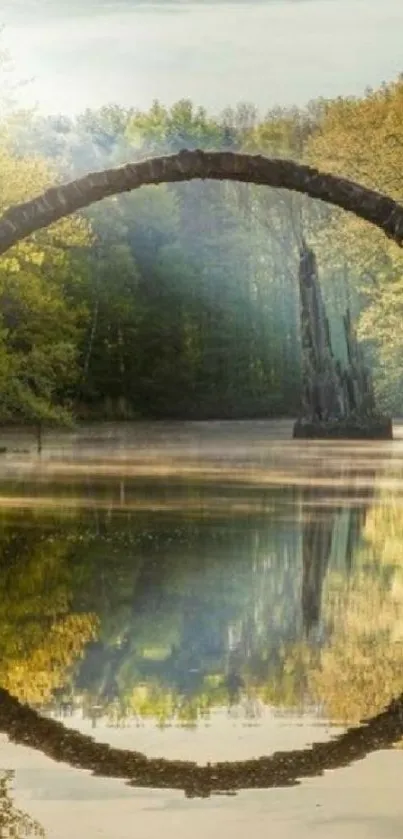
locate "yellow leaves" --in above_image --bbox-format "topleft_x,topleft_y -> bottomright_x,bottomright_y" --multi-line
26,248 -> 45,267
0,138 -> 92,270
37,211 -> 93,252
0,525 -> 99,707
0,145 -> 53,209
255,642 -> 314,710
308,500 -> 403,724
0,613 -> 99,706
310,634 -> 403,725
307,84 -> 403,196
305,78 -> 403,412
124,684 -> 177,723
242,110 -> 306,160
307,78 -> 403,211
0,254 -> 20,273
363,501 -> 403,572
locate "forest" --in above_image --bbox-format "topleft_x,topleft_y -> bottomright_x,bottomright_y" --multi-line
1,487 -> 402,732
1,56 -> 403,425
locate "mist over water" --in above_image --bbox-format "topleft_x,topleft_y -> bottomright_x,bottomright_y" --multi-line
2,0 -> 403,115
1,3 -> 403,833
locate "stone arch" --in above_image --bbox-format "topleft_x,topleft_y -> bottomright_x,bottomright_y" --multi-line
0,685 -> 402,797
0,150 -> 403,255
0,153 -> 401,788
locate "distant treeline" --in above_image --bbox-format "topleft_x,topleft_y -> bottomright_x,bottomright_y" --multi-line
0,74 -> 403,424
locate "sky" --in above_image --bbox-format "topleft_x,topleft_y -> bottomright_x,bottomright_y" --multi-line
3,732 -> 403,839
1,0 -> 403,116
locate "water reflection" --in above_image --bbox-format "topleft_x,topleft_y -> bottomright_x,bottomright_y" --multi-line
0,770 -> 45,836
0,493 -> 368,726
1,683 -> 403,798
0,422 -> 402,798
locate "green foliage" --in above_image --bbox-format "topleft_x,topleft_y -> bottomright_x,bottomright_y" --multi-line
0,137 -> 91,427
306,78 -> 403,412
0,93 -> 307,420
308,498 -> 403,724
1,68 -> 403,420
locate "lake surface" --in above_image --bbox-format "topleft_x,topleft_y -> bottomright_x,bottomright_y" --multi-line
2,1 -> 403,115
1,419 -> 403,836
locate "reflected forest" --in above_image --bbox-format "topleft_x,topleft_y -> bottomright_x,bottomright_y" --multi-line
1,475 -> 402,732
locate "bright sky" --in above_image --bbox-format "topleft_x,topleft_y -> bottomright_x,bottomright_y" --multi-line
1,0 -> 403,115
2,732 -> 403,839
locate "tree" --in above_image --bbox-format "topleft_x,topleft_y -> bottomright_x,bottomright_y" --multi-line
0,515 -> 99,706
308,497 -> 403,724
0,139 -> 91,433
59,104 -> 290,419
0,147 -> 401,424
307,79 -> 403,411
0,771 -> 45,838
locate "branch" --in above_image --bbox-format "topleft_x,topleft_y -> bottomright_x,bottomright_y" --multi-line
1,150 -> 403,256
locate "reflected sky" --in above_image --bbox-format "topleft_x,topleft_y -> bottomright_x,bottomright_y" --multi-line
3,744 -> 403,839
0,419 -> 403,831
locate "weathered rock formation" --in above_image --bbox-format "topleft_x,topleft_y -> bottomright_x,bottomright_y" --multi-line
293,241 -> 392,439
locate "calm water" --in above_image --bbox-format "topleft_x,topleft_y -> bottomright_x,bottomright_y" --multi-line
2,0 -> 403,115
1,419 -> 403,835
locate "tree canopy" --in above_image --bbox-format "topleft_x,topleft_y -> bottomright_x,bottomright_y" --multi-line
1,73 -> 403,421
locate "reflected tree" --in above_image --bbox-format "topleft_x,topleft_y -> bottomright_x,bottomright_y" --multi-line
0,488 -> 384,727
0,771 -> 45,837
0,513 -> 99,705
66,494 -> 372,722
1,680 -> 403,797
301,511 -> 333,636
309,493 -> 403,723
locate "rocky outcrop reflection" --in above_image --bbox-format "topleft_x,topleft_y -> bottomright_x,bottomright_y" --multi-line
308,492 -> 403,724
0,684 -> 403,798
300,475 -> 374,637
301,514 -> 333,636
